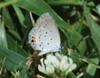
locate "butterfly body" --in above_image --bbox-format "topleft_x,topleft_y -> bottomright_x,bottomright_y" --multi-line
28,13 -> 60,55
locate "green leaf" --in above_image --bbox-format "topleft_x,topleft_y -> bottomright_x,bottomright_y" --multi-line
46,0 -> 82,5
0,0 -> 17,9
84,6 -> 100,54
0,20 -> 8,48
0,48 -> 25,71
13,5 -> 27,28
3,8 -> 21,41
7,34 -> 28,57
69,72 -> 77,78
85,58 -> 99,77
77,40 -> 87,55
96,4 -> 100,15
3,8 -> 16,29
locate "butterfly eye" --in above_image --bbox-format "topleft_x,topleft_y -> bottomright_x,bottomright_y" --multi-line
31,36 -> 36,44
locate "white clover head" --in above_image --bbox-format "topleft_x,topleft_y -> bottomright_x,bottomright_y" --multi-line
38,53 -> 77,77
38,58 -> 55,75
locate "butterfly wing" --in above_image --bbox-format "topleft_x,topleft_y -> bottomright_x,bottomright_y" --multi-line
28,13 -> 61,55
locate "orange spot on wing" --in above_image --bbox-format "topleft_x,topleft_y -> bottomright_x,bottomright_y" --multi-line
31,36 -> 36,44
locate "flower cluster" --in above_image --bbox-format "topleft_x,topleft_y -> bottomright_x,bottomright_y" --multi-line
38,53 -> 77,77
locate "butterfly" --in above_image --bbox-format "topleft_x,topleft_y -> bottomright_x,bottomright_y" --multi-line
28,13 -> 61,56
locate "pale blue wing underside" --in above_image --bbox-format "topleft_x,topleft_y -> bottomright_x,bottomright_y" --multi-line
28,13 -> 61,55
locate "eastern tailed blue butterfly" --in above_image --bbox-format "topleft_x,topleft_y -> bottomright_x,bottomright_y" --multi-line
28,13 -> 61,55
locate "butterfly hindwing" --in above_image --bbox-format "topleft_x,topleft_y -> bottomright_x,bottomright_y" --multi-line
28,13 -> 60,55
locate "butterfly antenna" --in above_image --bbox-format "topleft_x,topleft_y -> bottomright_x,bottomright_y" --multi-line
29,12 -> 35,26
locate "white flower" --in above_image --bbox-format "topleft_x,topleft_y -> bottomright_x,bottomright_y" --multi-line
65,64 -> 77,75
46,54 -> 60,69
38,53 -> 77,76
59,54 -> 77,75
60,56 -> 69,72
55,53 -> 62,59
38,58 -> 55,75
11,71 -> 20,78
76,72 -> 84,78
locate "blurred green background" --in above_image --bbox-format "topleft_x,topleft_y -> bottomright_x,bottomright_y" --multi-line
0,0 -> 100,78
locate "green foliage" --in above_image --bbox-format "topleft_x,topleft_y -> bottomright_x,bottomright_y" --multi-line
0,0 -> 100,78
